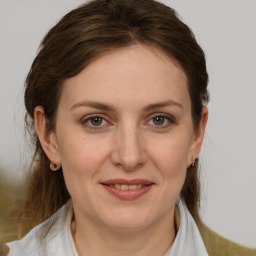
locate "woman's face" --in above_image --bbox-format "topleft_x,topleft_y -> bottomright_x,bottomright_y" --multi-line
38,45 -> 207,232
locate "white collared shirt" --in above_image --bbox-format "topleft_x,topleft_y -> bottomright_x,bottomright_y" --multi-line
7,197 -> 208,255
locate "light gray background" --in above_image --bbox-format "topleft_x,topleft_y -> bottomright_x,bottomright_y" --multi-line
0,0 -> 255,247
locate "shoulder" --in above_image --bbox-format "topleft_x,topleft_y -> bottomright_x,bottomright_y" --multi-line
197,219 -> 256,256
0,242 -> 9,256
6,200 -> 73,256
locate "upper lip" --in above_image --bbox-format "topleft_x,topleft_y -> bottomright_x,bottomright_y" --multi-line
101,179 -> 154,185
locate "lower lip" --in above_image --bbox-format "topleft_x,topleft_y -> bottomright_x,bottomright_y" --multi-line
102,185 -> 153,200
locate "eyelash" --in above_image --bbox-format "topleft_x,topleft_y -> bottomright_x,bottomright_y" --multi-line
81,114 -> 108,130
148,113 -> 176,128
81,113 -> 176,130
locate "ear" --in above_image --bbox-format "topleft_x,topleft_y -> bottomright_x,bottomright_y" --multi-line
188,106 -> 208,166
34,106 -> 61,166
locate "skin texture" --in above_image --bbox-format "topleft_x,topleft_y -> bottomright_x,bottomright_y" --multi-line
34,44 -> 208,256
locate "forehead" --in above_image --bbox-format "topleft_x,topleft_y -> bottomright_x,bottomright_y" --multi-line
59,44 -> 190,111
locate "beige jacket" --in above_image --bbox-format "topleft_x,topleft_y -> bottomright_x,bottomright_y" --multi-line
197,220 -> 256,256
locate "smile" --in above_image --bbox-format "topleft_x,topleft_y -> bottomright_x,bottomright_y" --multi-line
101,179 -> 154,200
108,184 -> 144,190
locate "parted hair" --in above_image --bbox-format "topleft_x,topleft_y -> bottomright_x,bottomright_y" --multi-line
20,0 -> 209,237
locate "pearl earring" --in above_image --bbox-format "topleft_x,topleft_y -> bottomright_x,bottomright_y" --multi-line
191,157 -> 197,167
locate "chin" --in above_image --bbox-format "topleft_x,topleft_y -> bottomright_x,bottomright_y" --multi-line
105,219 -> 151,232
99,208 -> 156,232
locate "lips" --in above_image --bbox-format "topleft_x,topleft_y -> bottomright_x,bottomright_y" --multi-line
101,179 -> 154,200
109,184 -> 143,190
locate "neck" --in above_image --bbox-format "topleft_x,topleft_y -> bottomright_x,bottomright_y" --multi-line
71,208 -> 176,256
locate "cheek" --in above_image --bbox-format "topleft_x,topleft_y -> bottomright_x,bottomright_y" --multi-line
146,135 -> 190,210
149,134 -> 191,176
57,133 -> 110,178
57,134 -> 112,204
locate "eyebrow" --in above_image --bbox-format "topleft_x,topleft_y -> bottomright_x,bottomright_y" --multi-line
143,100 -> 183,111
70,99 -> 183,112
70,101 -> 115,111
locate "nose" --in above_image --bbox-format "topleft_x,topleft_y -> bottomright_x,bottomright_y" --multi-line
110,125 -> 147,171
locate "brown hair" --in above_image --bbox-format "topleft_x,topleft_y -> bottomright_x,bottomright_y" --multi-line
20,0 -> 209,237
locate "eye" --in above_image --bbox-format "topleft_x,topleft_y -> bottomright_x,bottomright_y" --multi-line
152,116 -> 166,125
81,115 -> 108,129
148,114 -> 175,128
89,116 -> 104,126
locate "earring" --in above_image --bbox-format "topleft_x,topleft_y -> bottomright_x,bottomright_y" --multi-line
50,162 -> 60,171
190,157 -> 196,167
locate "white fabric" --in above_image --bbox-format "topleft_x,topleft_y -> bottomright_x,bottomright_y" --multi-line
169,197 -> 208,255
7,200 -> 74,256
7,198 -> 208,256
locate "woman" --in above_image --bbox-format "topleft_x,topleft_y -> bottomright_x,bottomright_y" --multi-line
3,0 -> 256,255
